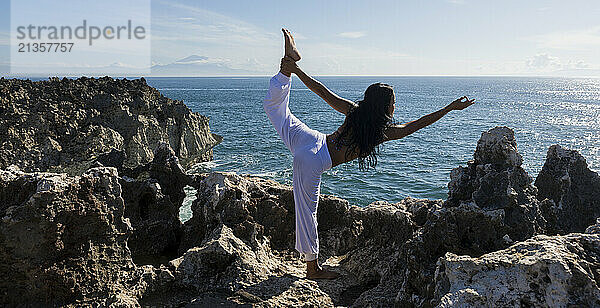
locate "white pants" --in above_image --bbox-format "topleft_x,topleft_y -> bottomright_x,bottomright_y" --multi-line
263,72 -> 332,262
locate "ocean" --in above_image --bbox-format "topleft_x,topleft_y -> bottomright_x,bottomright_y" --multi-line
145,76 -> 600,221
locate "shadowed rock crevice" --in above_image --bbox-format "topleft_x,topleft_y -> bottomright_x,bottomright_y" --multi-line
118,143 -> 192,263
337,276 -> 380,306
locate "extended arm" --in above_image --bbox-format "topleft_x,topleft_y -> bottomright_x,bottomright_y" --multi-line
280,57 -> 356,115
384,96 -> 475,141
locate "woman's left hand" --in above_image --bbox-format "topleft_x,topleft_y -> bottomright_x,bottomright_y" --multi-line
447,96 -> 476,111
280,56 -> 300,75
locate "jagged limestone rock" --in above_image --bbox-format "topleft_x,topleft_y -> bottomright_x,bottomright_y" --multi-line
0,77 -> 221,175
434,234 -> 600,307
535,144 -> 600,234
172,224 -> 276,291
0,167 -> 139,306
446,126 -> 545,242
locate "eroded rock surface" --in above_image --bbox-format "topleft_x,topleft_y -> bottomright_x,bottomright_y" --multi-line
535,144 -> 600,234
0,167 -> 139,306
445,126 -> 545,242
169,171 -> 368,306
434,234 -> 600,307
0,77 -> 221,175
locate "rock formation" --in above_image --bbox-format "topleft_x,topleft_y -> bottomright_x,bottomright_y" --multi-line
434,233 -> 600,307
445,127 -> 546,241
165,126 -> 600,307
0,166 -> 139,306
535,144 -> 600,234
0,77 -> 221,175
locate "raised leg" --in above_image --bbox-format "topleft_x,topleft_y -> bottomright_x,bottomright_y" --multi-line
283,28 -> 301,61
263,72 -> 305,153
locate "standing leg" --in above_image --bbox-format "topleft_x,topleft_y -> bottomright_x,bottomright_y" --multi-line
293,134 -> 338,280
292,144 -> 323,263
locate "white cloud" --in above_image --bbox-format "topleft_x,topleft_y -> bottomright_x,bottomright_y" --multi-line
525,26 -> 600,50
149,3 -> 412,75
446,0 -> 466,4
571,60 -> 591,69
152,2 -> 277,46
338,31 -> 367,39
525,54 -> 597,76
527,54 -> 561,70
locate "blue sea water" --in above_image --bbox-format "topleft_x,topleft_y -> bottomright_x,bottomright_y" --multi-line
145,76 -> 600,220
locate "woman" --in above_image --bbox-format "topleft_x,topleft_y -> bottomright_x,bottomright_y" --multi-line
263,28 -> 475,279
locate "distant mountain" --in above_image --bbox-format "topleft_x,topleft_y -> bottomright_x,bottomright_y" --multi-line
175,55 -> 210,63
151,55 -> 264,76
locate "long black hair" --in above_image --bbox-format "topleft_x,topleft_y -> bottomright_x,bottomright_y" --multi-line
334,83 -> 395,171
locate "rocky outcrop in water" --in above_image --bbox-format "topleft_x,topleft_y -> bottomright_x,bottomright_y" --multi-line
1,126 -> 599,307
0,77 -> 221,175
445,127 -> 546,241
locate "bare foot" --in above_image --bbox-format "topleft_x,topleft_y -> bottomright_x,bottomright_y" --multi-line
306,267 -> 339,280
282,28 -> 301,61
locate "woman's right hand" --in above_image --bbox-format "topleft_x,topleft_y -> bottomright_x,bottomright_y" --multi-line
280,57 -> 300,75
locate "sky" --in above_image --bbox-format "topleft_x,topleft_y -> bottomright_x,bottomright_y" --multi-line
1,0 -> 600,76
